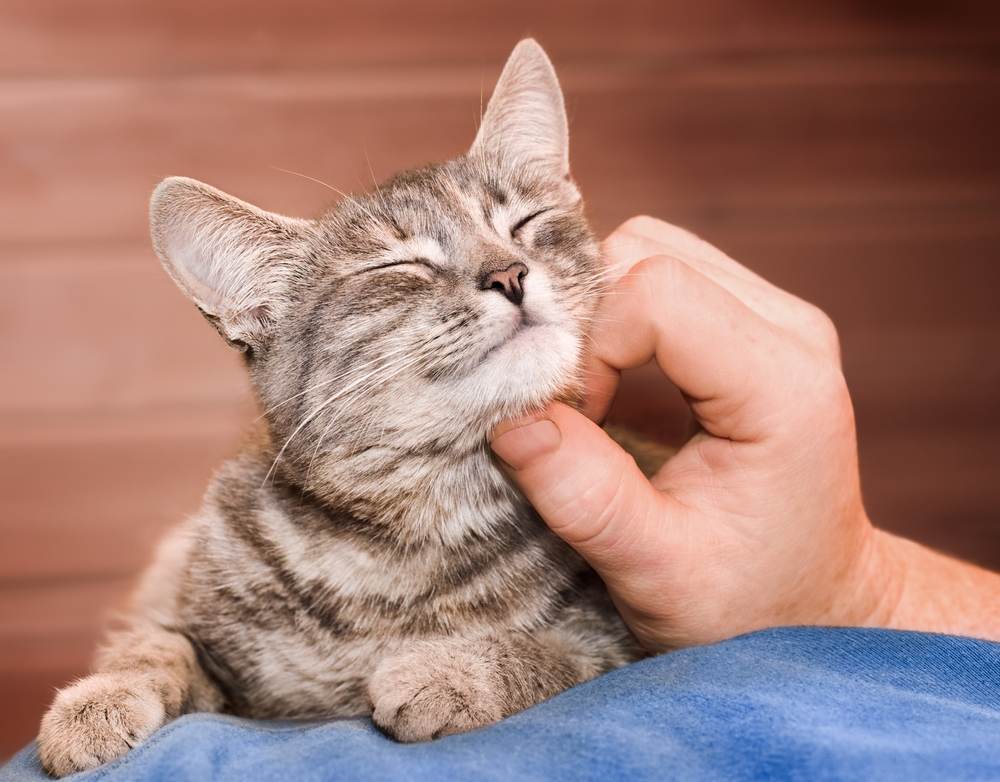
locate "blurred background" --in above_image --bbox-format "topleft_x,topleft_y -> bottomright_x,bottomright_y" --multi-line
2,0 -> 999,757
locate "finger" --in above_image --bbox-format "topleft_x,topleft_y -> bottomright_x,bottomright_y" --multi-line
578,348 -> 619,422
490,403 -> 677,585
608,216 -> 773,289
588,254 -> 797,440
604,231 -> 792,329
604,217 -> 835,356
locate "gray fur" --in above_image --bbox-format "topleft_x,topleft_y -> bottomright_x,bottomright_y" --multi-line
37,39 -> 643,777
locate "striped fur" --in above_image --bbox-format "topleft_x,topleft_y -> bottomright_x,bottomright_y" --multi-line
37,40 -> 644,777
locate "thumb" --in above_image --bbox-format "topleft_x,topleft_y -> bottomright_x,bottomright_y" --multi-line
490,403 -> 672,580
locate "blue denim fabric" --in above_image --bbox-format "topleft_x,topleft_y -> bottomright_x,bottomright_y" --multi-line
4,627 -> 998,781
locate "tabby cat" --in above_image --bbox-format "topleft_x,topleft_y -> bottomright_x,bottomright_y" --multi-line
37,39 -> 645,777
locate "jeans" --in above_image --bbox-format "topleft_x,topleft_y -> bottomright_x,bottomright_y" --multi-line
4,627 -> 998,781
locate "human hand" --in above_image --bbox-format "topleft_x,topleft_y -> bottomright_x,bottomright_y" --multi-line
491,216 -> 888,651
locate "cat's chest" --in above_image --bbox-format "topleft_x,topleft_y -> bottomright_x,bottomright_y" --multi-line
283,523 -> 573,637
196,537 -> 575,719
249,484 -> 569,630
190,477 -> 580,717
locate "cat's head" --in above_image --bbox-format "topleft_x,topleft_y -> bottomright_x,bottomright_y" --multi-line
150,40 -> 601,490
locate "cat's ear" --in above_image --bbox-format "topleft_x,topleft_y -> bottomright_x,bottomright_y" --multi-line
471,39 -> 569,178
149,177 -> 315,352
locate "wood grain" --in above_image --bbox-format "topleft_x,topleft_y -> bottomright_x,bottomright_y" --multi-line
3,0 -> 997,79
4,65 -> 999,244
1,0 -> 998,759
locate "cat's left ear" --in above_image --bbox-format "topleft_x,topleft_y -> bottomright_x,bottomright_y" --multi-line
470,39 -> 569,178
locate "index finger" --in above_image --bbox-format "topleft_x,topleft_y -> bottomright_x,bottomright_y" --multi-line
583,255 -> 797,442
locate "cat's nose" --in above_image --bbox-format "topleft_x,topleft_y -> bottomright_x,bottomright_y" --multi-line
479,262 -> 528,306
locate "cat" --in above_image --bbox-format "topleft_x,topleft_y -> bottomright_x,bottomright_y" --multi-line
36,39 -> 650,777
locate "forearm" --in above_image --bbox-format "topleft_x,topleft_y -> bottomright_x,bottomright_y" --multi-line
864,529 -> 1000,641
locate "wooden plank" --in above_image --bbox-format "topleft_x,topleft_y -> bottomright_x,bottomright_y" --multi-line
611,324 -> 1000,433
0,250 -> 249,413
0,578 -> 132,757
858,431 -> 1000,565
629,229 -> 1000,336
843,326 -> 1000,431
2,67 -> 998,246
1,0 -> 997,79
0,409 -> 249,581
0,578 -> 130,647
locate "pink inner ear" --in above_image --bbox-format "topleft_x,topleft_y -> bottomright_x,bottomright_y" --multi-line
167,254 -> 236,320
157,201 -> 270,324
151,175 -> 313,328
470,40 -> 569,178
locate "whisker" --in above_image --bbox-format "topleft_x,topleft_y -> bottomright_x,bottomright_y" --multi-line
304,354 -> 423,481
254,338 -> 419,421
363,147 -> 391,216
260,346 -> 423,486
271,165 -> 380,222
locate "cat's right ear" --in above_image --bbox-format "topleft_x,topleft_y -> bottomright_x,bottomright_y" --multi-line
150,177 -> 315,353
471,39 -> 569,178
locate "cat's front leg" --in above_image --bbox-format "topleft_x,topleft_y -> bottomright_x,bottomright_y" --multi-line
367,632 -> 594,741
38,624 -> 222,777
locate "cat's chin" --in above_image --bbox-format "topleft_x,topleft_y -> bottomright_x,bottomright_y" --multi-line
464,321 -> 582,420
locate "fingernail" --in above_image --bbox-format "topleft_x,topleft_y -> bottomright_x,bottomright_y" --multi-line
490,414 -> 562,471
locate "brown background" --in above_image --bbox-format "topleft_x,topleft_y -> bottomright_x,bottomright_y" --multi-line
2,0 -> 999,758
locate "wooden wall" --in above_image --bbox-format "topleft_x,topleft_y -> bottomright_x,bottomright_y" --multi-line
2,0 -> 998,756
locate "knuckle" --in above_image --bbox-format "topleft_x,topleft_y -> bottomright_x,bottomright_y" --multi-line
803,364 -> 854,425
814,362 -> 849,399
625,254 -> 687,309
620,215 -> 698,250
620,214 -> 664,236
809,306 -> 839,342
771,339 -> 854,437
632,252 -> 684,280
800,302 -> 841,356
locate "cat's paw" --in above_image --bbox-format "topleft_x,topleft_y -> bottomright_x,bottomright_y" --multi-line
368,640 -> 504,742
38,672 -> 167,777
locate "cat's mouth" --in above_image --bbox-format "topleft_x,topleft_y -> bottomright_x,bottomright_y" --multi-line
477,310 -> 554,366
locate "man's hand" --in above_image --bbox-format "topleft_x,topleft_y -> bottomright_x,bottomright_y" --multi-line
491,216 -> 1000,650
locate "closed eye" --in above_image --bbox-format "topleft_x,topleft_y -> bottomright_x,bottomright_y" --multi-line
510,208 -> 551,238
362,258 -> 437,275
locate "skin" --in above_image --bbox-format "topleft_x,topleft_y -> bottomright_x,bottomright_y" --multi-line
491,215 -> 1000,651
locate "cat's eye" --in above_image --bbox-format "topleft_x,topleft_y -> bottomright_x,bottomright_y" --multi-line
363,258 -> 437,276
510,208 -> 551,239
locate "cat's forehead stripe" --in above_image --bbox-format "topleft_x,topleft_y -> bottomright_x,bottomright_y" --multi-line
484,180 -> 508,206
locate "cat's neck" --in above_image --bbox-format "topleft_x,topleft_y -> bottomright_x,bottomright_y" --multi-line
267,438 -> 532,553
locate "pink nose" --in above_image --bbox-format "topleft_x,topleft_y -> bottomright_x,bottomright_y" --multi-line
480,262 -> 528,305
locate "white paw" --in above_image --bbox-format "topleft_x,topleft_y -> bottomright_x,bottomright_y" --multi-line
38,672 -> 166,777
368,641 -> 504,742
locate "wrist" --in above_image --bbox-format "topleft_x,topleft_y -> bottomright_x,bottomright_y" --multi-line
854,527 -> 907,628
825,522 -> 906,629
